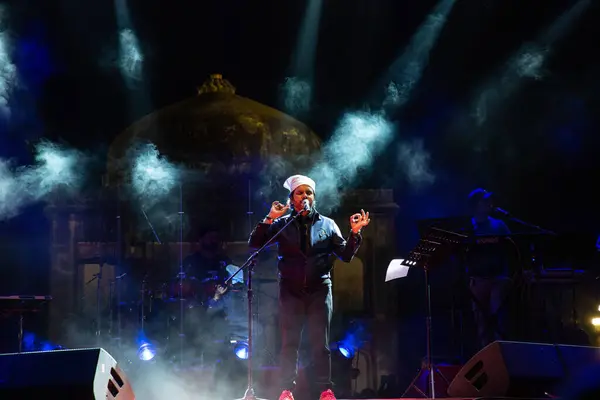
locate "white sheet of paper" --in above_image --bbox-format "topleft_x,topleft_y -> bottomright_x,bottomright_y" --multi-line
385,259 -> 410,282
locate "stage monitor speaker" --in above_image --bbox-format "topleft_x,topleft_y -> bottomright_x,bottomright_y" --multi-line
447,341 -> 600,398
0,347 -> 135,399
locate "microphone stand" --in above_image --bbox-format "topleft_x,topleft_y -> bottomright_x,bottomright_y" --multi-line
495,209 -> 555,235
225,211 -> 305,400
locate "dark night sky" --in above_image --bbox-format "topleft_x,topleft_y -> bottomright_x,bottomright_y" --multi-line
1,0 -> 600,280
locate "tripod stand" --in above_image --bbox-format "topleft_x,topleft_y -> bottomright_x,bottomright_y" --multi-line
225,212 -> 305,400
399,227 -> 466,399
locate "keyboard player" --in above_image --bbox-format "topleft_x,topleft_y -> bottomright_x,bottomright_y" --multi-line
466,189 -> 512,349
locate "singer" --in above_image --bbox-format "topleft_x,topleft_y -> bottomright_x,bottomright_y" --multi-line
249,174 -> 370,400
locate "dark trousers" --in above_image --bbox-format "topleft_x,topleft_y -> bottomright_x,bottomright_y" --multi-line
279,283 -> 333,393
469,276 -> 510,349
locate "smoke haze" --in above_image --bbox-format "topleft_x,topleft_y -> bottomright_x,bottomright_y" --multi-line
0,141 -> 87,220
308,111 -> 394,212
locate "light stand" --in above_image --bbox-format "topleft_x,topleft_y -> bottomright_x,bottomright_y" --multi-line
138,196 -> 167,359
178,184 -> 185,367
116,185 -> 123,349
109,272 -> 126,346
225,211 -> 305,400
109,280 -> 114,337
140,275 -> 148,332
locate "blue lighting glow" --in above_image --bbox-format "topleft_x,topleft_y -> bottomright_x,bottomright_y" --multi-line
22,331 -> 63,352
336,321 -> 369,359
234,342 -> 249,360
337,341 -> 356,359
137,342 -> 156,361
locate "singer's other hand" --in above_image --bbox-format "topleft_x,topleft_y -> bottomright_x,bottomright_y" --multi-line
268,201 -> 290,219
350,209 -> 370,233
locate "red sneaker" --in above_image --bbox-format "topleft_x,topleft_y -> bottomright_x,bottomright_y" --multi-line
279,390 -> 295,400
319,389 -> 336,400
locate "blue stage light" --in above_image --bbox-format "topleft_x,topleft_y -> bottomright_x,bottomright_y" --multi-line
337,342 -> 355,359
234,342 -> 249,360
137,342 -> 156,361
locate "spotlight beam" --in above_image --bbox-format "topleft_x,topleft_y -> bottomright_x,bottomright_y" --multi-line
471,0 -> 591,127
375,0 -> 456,109
307,111 -> 394,212
0,141 -> 85,220
290,0 -> 323,80
0,4 -> 18,119
280,0 -> 323,115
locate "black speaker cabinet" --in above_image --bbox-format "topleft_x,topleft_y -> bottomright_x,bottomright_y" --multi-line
448,341 -> 600,398
0,348 -> 135,399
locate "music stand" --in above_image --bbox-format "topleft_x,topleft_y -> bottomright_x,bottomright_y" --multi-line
388,227 -> 466,399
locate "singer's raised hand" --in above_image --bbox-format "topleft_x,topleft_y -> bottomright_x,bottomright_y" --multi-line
350,209 -> 370,233
268,201 -> 290,219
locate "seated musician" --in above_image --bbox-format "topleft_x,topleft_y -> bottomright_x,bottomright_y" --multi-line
182,226 -> 237,362
466,189 -> 511,349
183,225 -> 232,290
183,226 -> 244,308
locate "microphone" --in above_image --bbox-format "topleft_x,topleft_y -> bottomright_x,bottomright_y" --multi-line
494,207 -> 510,216
302,199 -> 311,212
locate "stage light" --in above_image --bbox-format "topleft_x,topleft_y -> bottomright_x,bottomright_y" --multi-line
233,341 -> 249,360
591,318 -> 600,327
597,305 -> 600,312
137,342 -> 156,361
337,342 -> 356,359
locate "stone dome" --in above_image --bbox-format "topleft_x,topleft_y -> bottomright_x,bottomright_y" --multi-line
107,74 -> 322,186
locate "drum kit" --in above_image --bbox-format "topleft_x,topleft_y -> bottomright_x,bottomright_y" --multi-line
84,261 -> 277,367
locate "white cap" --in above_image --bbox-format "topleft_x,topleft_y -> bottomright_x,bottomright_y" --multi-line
283,175 -> 316,194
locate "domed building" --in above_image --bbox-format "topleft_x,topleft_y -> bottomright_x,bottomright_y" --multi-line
105,74 -> 323,243
108,74 -> 321,177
